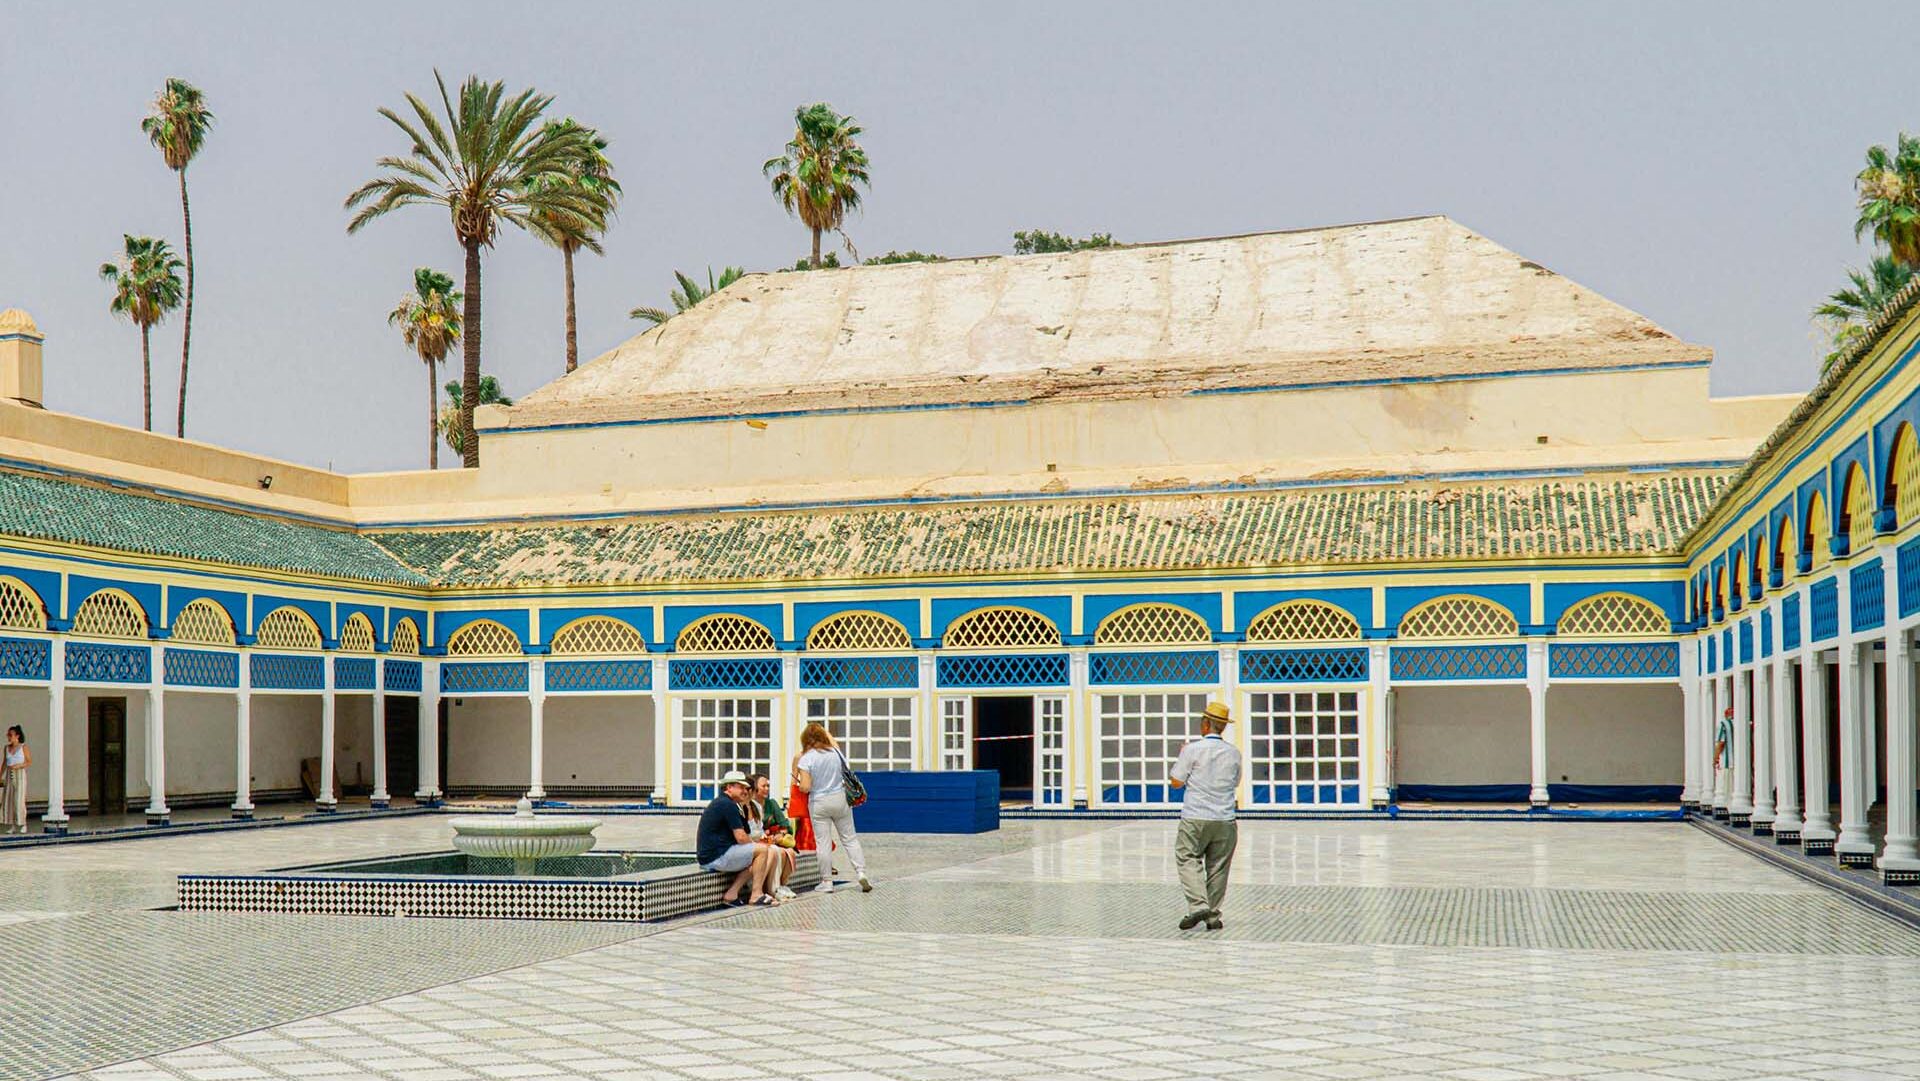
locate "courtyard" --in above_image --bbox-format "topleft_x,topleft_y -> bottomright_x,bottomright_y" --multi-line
0,816 -> 1913,1079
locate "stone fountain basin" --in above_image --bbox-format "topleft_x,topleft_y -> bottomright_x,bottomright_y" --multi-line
447,808 -> 603,863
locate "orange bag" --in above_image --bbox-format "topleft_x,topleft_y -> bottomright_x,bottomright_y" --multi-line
789,784 -> 816,851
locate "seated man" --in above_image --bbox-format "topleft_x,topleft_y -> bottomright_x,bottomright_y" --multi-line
697,770 -> 783,906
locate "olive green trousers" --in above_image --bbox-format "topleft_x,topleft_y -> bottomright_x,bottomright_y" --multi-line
1174,817 -> 1237,916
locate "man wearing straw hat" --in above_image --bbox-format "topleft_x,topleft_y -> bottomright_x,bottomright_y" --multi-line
1170,700 -> 1242,930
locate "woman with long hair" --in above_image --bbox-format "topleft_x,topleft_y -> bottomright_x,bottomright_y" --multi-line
792,721 -> 871,893
2,725 -> 30,834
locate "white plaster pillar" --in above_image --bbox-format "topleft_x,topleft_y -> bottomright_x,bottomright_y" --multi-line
915,652 -> 936,772
1883,620 -> 1920,873
44,640 -> 66,831
417,660 -> 441,803
527,657 -> 546,800
650,656 -> 670,804
233,650 -> 253,818
1772,649 -> 1802,838
779,653 -> 800,780
1837,639 -> 1875,860
370,658 -> 389,808
1368,641 -> 1391,805
1679,639 -> 1700,806
1067,646 -> 1089,806
1710,676 -> 1729,812
1752,657 -> 1775,830
1802,650 -> 1836,847
317,655 -> 337,811
145,675 -> 168,823
1731,663 -> 1754,821
1527,639 -> 1548,806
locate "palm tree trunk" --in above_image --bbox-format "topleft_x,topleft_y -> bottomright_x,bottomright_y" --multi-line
461,240 -> 482,469
563,243 -> 578,373
140,323 -> 152,432
177,168 -> 193,439
810,226 -> 822,269
427,357 -> 439,470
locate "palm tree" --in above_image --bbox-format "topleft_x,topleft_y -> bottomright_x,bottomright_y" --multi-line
1815,255 -> 1915,372
629,266 -> 745,326
98,235 -> 185,432
141,78 -> 214,439
1856,133 -> 1920,267
763,103 -> 870,268
389,268 -> 463,469
439,374 -> 513,459
345,71 -> 598,467
528,118 -> 620,374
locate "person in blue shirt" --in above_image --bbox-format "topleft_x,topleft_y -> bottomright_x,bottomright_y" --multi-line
697,770 -> 783,906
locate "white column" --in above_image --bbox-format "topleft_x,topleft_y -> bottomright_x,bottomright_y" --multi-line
1773,649 -> 1801,837
1709,676 -> 1729,812
1884,617 -> 1920,872
1527,639 -> 1548,806
779,653 -> 799,780
417,659 -> 441,803
1752,657 -> 1775,829
44,640 -> 66,831
1680,639 -> 1700,806
650,656 -> 670,804
1838,639 -> 1874,860
1067,646 -> 1089,806
233,650 -> 253,818
1369,641 -> 1391,805
370,658 -> 389,808
1731,662 -> 1754,820
527,657 -> 546,800
145,674 -> 169,823
916,652 -> 936,772
316,655 -> 337,811
1802,649 -> 1835,846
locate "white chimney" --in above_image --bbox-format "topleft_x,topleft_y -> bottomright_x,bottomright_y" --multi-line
0,309 -> 44,408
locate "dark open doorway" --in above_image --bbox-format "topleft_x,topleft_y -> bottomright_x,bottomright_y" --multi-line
385,696 -> 420,799
87,696 -> 127,817
973,696 -> 1033,803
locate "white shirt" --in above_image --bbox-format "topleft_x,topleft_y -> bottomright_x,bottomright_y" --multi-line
1170,735 -> 1241,821
798,748 -> 845,795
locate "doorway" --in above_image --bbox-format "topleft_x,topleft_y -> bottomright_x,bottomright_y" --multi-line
973,696 -> 1034,803
385,696 -> 420,799
87,697 -> 127,817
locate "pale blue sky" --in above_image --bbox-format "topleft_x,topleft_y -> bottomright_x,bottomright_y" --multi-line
1,1 -> 1913,472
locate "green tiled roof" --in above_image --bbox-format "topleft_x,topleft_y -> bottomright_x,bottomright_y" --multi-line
372,471 -> 1731,589
0,469 -> 428,586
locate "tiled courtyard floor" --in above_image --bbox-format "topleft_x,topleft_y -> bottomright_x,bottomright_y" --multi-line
13,817 -> 1920,1079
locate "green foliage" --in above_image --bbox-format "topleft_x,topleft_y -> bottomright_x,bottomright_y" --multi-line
763,103 -> 871,267
391,267 -> 463,469
526,117 -> 621,256
783,253 -> 842,271
1856,133 -> 1920,268
99,236 -> 185,328
1013,229 -> 1116,255
630,266 -> 746,325
140,78 -> 214,172
863,250 -> 943,265
440,375 -> 513,457
1815,254 -> 1916,372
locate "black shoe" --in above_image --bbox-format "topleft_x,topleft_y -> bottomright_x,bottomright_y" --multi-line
1178,910 -> 1209,930
1206,915 -> 1224,930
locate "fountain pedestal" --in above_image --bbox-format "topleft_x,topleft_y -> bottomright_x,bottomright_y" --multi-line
447,798 -> 602,875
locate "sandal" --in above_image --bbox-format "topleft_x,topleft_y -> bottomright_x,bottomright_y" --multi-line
752,895 -> 781,907
722,897 -> 746,908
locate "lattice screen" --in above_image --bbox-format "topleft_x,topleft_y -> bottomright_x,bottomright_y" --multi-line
549,616 -> 647,655
1806,495 -> 1831,570
445,619 -> 522,657
389,619 -> 421,656
0,577 -> 46,632
169,598 -> 235,645
337,613 -> 376,653
1773,522 -> 1796,582
1397,596 -> 1517,639
1243,600 -> 1362,643
1556,593 -> 1668,637
676,614 -> 776,654
1846,465 -> 1876,555
942,607 -> 1060,649
255,607 -> 323,650
806,611 -> 912,651
1898,429 -> 1920,527
71,590 -> 148,640
1093,604 -> 1210,645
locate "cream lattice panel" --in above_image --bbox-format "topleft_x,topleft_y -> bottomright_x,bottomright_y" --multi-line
338,612 -> 376,653
71,590 -> 147,640
1243,601 -> 1362,643
445,619 -> 522,657
1556,593 -> 1668,637
170,598 -> 235,645
1807,496 -> 1831,570
1898,429 -> 1920,526
807,611 -> 912,651
255,607 -> 323,650
1093,604 -> 1211,645
549,616 -> 647,655
0,577 -> 46,632
1397,596 -> 1517,640
675,615 -> 775,654
1846,465 -> 1877,554
389,619 -> 421,656
943,607 -> 1060,649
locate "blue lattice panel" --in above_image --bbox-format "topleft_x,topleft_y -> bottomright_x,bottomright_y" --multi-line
935,653 -> 1069,688
441,661 -> 530,694
1389,644 -> 1526,682
1760,612 -> 1773,659
252,653 -> 325,691
67,642 -> 151,684
799,656 -> 917,690
333,656 -> 376,691
1902,538 -> 1920,619
546,659 -> 652,693
1781,593 -> 1802,652
1722,629 -> 1733,667
668,658 -> 781,691
0,636 -> 51,682
1810,578 -> 1839,642
1706,636 -> 1717,674
1239,647 -> 1368,684
163,647 -> 238,689
1089,650 -> 1219,686
1852,558 -> 1886,633
1548,642 -> 1679,680
1738,620 -> 1753,664
383,659 -> 423,694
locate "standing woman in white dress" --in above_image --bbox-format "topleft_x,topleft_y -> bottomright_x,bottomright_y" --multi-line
792,722 -> 871,893
2,725 -> 30,833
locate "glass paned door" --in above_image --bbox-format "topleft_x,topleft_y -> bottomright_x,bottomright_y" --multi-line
1037,695 -> 1067,805
940,696 -> 972,770
1097,692 -> 1208,805
1246,689 -> 1363,805
678,697 -> 773,803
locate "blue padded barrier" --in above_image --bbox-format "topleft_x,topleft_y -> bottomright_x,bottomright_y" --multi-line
846,770 -> 999,833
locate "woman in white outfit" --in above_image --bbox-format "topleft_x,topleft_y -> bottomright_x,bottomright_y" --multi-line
1,726 -> 30,834
793,722 -> 871,893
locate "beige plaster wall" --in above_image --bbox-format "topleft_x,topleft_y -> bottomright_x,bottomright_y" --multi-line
544,697 -> 654,789
1393,686 -> 1530,785
445,698 -> 531,793
1544,684 -> 1683,786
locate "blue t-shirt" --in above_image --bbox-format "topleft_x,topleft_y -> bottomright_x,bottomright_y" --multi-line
697,795 -> 747,866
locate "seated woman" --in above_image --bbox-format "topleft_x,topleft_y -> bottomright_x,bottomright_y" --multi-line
745,772 -> 799,900
697,770 -> 784,907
